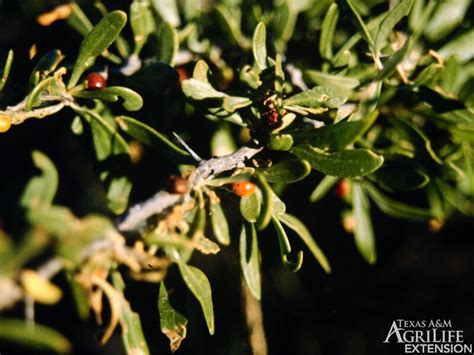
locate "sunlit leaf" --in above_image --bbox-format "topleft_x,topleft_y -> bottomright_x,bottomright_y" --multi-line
352,183 -> 377,264
158,282 -> 187,353
239,223 -> 261,299
178,262 -> 214,335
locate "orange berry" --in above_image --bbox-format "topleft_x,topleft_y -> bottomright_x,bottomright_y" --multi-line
166,175 -> 188,195
335,179 -> 350,199
233,181 -> 256,197
0,115 -> 12,133
85,72 -> 107,90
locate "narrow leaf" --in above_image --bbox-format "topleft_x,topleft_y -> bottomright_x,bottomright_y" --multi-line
116,116 -> 191,160
239,223 -> 261,299
210,201 -> 230,246
374,0 -> 414,56
310,175 -> 339,202
157,22 -> 179,65
278,213 -> 331,273
0,318 -> 70,353
178,262 -> 215,335
319,3 -> 339,60
252,22 -> 267,70
240,193 -> 261,223
352,182 -> 377,264
68,11 -> 127,88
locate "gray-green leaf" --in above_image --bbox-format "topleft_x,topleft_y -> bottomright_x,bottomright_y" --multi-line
158,282 -> 188,353
68,11 -> 127,88
21,151 -> 58,209
240,223 -> 261,299
178,262 -> 214,335
292,145 -> 384,177
73,86 -> 143,111
262,159 -> 311,184
252,22 -> 267,70
278,213 -> 331,273
352,183 -> 377,264
210,201 -> 230,246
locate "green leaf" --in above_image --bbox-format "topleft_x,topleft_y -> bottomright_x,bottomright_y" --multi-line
21,151 -> 58,209
26,77 -> 60,111
106,176 -> 132,215
392,117 -> 443,164
130,1 -> 155,55
215,5 -> 250,49
375,37 -> 412,80
178,262 -> 214,335
181,78 -> 225,100
152,0 -> 181,27
67,3 -> 93,37
424,0 -> 470,42
71,115 -> 84,135
267,134 -> 294,151
292,145 -> 384,177
284,86 -> 348,110
158,282 -> 188,353
352,183 -> 377,264
68,11 -> 127,88
272,0 -> 298,49
310,175 -> 339,202
210,201 -> 230,246
303,70 -> 360,90
372,162 -> 429,191
157,21 -> 179,66
73,86 -> 143,111
116,116 -> 191,160
29,50 -> 64,88
0,318 -> 70,353
240,192 -> 261,223
239,223 -> 261,299
374,0 -> 414,57
364,183 -> 434,221
272,217 -> 303,272
262,159 -> 311,184
346,0 -> 375,51
278,213 -> 331,273
255,174 -> 273,231
252,22 -> 267,70
290,110 -> 378,150
111,272 -> 150,355
0,49 -> 13,92
439,29 -> 474,63
319,3 -> 339,60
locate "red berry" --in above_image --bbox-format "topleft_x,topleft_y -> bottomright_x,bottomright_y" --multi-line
85,72 -> 107,90
263,108 -> 281,129
233,181 -> 256,197
166,175 -> 188,195
335,179 -> 349,199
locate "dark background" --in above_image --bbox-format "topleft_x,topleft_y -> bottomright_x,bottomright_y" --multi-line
1,1 -> 473,354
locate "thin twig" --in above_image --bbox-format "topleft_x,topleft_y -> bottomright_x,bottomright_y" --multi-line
242,278 -> 268,355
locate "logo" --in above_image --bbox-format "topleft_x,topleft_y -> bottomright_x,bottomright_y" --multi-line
383,319 -> 473,354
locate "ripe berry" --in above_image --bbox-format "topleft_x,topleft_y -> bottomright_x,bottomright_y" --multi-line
166,175 -> 188,195
233,181 -> 256,197
85,72 -> 107,90
335,179 -> 350,199
0,115 -> 12,133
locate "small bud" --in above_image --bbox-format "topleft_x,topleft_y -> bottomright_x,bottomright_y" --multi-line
233,181 -> 256,197
85,72 -> 107,90
0,115 -> 12,133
